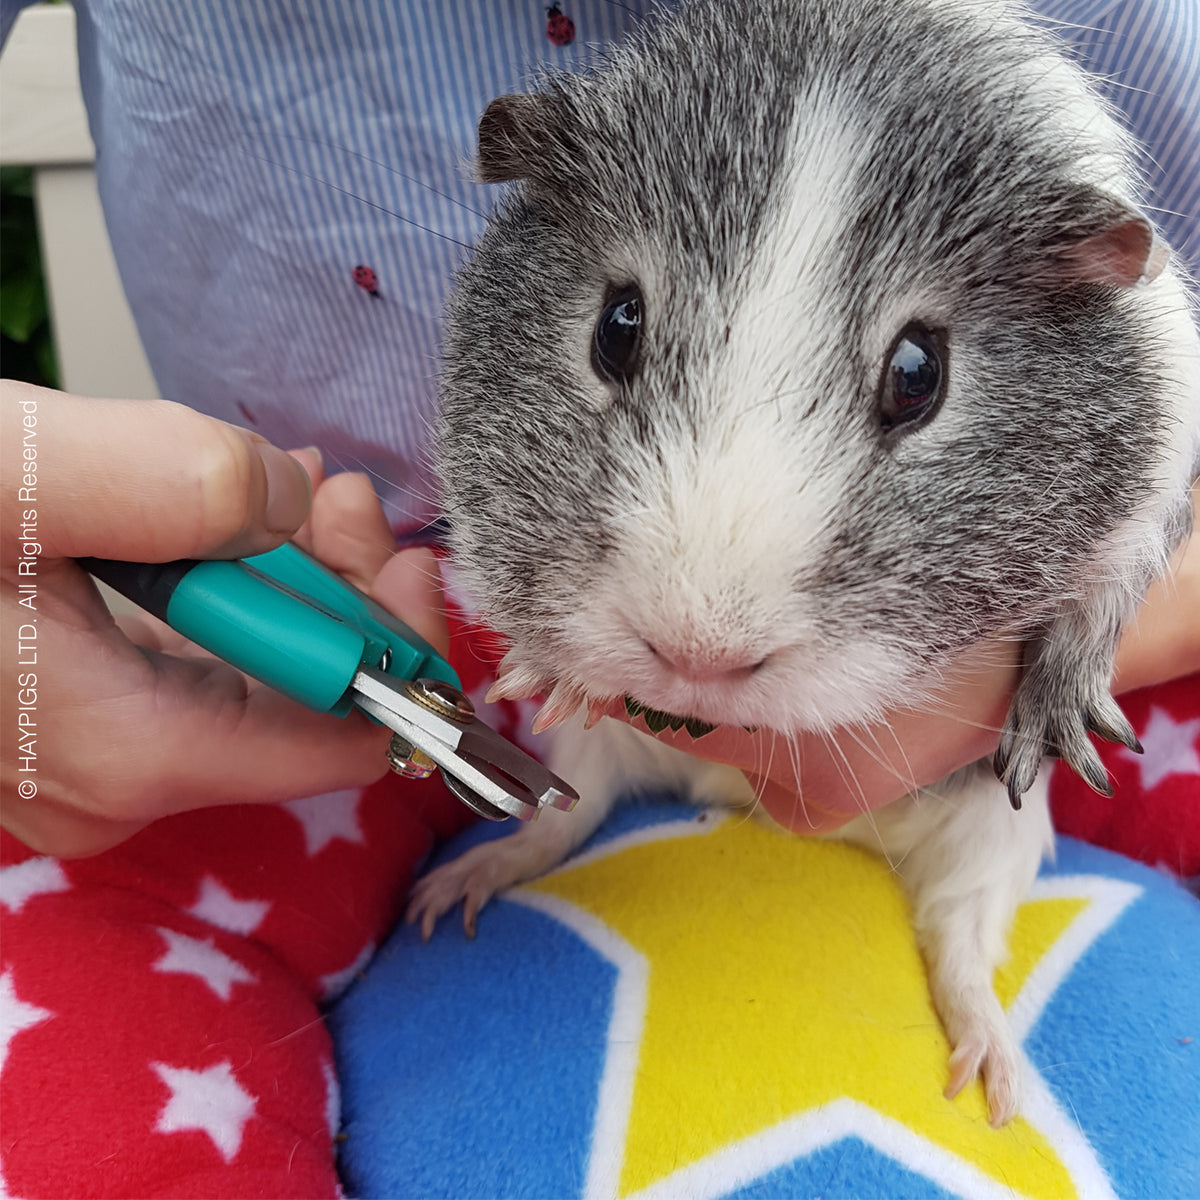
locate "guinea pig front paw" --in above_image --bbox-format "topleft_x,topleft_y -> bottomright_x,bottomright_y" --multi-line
405,842 -> 525,941
405,824 -> 579,941
993,661 -> 1140,808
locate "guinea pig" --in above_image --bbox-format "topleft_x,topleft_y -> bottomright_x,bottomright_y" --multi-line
407,0 -> 1200,1127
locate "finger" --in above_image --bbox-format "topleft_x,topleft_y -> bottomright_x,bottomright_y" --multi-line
289,447 -> 326,489
57,651 -> 395,828
3,558 -> 397,856
156,687 -> 395,810
743,773 -> 852,835
1113,485 -> 1200,693
3,691 -> 392,859
289,448 -> 326,554
609,640 -> 1017,832
115,611 -> 249,663
113,611 -> 188,653
0,792 -> 151,858
2,383 -> 312,563
371,547 -> 451,657
306,471 -> 396,592
746,675 -> 1011,834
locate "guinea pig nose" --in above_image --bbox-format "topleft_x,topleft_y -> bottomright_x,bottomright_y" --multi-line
644,639 -> 768,683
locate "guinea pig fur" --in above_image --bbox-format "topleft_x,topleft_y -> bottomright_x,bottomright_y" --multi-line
411,0 -> 1200,1128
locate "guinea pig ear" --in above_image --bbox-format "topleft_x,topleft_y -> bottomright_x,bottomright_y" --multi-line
1051,197 -> 1169,289
477,94 -> 557,183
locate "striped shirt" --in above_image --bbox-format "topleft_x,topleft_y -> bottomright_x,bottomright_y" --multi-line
3,1 -> 1196,528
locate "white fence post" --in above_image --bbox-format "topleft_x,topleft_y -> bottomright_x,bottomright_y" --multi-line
1,5 -> 159,399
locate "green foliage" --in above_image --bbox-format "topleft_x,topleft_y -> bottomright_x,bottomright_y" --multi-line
1,165 -> 59,387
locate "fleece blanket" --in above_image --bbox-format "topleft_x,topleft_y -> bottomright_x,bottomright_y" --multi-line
331,674 -> 1200,1200
0,608 -> 509,1199
1,669 -> 1197,1198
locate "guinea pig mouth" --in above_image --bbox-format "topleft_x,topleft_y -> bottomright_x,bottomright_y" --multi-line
623,697 -> 717,739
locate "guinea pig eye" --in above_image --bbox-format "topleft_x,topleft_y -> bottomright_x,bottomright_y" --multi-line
879,324 -> 945,432
592,284 -> 643,383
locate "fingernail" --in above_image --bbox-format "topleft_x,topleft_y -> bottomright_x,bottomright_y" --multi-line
256,442 -> 313,533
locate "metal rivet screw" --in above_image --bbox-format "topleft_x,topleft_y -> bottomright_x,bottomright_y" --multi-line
405,678 -> 475,723
386,735 -> 438,780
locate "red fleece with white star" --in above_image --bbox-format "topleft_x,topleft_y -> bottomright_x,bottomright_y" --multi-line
1,663 -> 1196,1196
0,606 -> 515,1199
1050,673 -> 1200,881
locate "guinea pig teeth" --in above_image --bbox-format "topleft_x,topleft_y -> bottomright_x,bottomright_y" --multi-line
623,697 -> 717,740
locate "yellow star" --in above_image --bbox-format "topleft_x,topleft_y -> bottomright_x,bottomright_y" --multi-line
518,812 -> 1113,1199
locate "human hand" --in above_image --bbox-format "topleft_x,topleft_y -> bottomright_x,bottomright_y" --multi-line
1111,487 -> 1200,695
1,381 -> 447,856
616,486 -> 1200,835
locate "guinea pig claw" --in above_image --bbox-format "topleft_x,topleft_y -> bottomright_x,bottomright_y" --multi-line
1078,754 -> 1116,798
1053,713 -> 1116,797
993,733 -> 1036,810
531,681 -> 585,734
997,669 -> 1124,807
584,697 -> 609,730
1085,698 -> 1142,754
1005,780 -> 1024,811
485,655 -> 549,704
485,676 -> 521,704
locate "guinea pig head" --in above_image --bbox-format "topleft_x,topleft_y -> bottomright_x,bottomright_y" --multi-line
437,0 -> 1171,734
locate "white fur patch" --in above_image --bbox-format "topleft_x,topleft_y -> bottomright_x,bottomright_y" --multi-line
557,105 -> 912,730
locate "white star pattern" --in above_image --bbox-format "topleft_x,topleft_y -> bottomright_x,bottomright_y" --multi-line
283,790 -> 365,857
319,939 -> 376,1001
0,971 -> 54,1075
509,819 -> 1142,1200
186,876 -> 271,936
322,1059 -> 341,1139
1121,707 -> 1200,792
0,857 -> 70,913
152,1060 -> 256,1163
152,928 -> 256,1001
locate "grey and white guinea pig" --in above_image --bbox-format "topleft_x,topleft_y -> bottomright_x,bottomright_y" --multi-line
437,0 -> 1200,803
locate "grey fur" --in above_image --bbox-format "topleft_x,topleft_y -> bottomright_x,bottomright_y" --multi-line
438,0 -> 1199,802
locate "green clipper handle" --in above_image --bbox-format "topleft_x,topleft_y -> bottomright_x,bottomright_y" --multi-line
81,542 -> 458,716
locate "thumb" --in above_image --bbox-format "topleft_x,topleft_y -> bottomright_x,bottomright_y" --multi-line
2,383 -> 312,563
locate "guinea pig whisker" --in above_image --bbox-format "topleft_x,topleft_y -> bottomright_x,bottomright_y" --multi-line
832,727 -> 896,824
920,702 -> 1009,738
736,727 -> 777,826
860,720 -> 922,799
1029,14 -> 1110,35
781,731 -> 820,833
819,729 -> 893,865
747,728 -> 777,823
322,450 -> 422,496
317,452 -> 444,526
186,129 -> 476,250
187,111 -> 493,221
247,126 -> 491,220
597,0 -> 647,19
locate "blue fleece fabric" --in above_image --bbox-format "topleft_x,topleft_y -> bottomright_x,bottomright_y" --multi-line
330,803 -> 1200,1199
